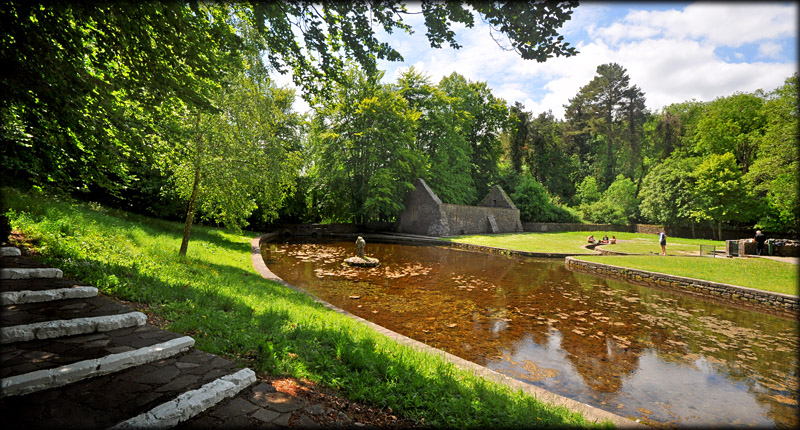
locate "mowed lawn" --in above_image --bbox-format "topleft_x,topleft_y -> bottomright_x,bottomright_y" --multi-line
444,232 -> 797,295
575,255 -> 798,295
445,231 -> 725,255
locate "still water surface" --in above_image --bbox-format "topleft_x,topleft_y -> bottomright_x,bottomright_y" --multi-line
265,238 -> 799,427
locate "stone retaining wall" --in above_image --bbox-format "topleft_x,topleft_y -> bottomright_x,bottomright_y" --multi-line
565,257 -> 798,318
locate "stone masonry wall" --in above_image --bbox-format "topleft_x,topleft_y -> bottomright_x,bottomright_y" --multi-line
396,179 -> 523,237
440,204 -> 522,236
565,257 -> 798,318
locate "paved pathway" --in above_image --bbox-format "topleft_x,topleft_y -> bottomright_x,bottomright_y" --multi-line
0,246 -> 363,428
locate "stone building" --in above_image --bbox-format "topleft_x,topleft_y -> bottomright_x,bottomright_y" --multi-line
395,178 -> 523,237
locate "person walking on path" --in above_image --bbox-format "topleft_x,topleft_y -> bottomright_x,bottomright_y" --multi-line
754,230 -> 767,255
658,231 -> 667,255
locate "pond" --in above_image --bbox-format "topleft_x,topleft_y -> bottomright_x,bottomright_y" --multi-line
264,238 -> 799,428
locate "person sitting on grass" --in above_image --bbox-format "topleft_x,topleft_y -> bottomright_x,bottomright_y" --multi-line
587,235 -> 596,244
610,235 -> 616,244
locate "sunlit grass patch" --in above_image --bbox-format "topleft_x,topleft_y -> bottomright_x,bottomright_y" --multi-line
574,255 -> 798,295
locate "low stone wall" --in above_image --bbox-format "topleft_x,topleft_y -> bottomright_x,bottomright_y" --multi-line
565,257 -> 798,318
522,223 -> 634,233
728,239 -> 800,257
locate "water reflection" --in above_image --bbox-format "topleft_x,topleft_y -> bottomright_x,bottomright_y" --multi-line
266,239 -> 799,427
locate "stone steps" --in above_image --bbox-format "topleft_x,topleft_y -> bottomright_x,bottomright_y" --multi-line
0,247 -> 256,428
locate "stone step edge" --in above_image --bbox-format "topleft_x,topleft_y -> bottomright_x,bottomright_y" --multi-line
1,312 -> 147,344
110,368 -> 257,429
1,247 -> 21,257
1,286 -> 99,305
1,336 -> 195,398
1,267 -> 63,280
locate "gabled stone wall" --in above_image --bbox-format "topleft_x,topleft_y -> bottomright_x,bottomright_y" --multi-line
395,179 -> 523,237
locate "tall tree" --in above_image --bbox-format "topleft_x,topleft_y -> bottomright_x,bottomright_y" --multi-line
0,2 -> 248,194
165,69 -> 303,256
506,101 -> 530,174
397,68 -> 476,205
745,74 -> 799,233
440,73 -> 508,201
694,92 -> 766,174
690,152 -> 751,239
311,68 -> 424,224
638,156 -> 700,229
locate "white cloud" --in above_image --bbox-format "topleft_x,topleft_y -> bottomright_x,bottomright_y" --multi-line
283,2 -> 798,120
611,3 -> 797,46
758,41 -> 783,59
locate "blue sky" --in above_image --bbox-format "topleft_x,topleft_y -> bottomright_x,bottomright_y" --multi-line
278,2 -> 798,119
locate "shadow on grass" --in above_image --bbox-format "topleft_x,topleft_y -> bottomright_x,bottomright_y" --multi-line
36,242 -> 597,428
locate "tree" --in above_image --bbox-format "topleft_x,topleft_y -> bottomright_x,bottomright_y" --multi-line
2,0 -> 579,198
397,68 -> 475,205
510,173 -> 579,223
311,68 -> 424,224
0,2 -> 248,194
638,156 -> 700,229
575,176 -> 602,206
250,0 -> 578,99
690,152 -> 751,239
694,92 -> 765,174
564,63 -> 648,190
166,68 -> 303,256
506,102 -> 530,174
440,73 -> 509,201
746,74 -> 799,233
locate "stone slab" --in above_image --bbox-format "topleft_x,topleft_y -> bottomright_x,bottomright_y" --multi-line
0,349 -> 243,429
1,312 -> 147,344
1,336 -> 195,397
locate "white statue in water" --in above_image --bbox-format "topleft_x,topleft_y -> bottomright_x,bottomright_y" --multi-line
356,236 -> 366,259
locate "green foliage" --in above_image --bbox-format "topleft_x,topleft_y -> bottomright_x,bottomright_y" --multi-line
575,176 -> 602,206
311,68 -> 424,223
251,1 -> 579,100
0,2 -> 248,194
693,92 -> 766,173
440,73 -> 509,202
690,152 -> 752,238
397,68 -> 476,205
638,156 -> 700,226
511,174 -> 580,223
746,74 -> 799,233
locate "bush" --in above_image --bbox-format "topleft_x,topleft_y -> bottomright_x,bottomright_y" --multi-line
511,174 -> 581,223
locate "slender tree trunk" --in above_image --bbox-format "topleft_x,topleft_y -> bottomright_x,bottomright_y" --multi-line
180,113 -> 204,257
179,165 -> 201,257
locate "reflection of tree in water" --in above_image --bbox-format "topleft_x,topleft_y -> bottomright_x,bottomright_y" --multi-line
269,240 -> 799,427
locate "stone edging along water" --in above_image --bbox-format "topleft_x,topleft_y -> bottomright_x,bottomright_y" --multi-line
252,233 -> 642,428
565,256 -> 799,319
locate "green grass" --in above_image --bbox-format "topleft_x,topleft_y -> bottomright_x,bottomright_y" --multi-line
446,231 -> 725,255
574,255 -> 799,295
3,187 -> 611,429
443,232 -> 797,295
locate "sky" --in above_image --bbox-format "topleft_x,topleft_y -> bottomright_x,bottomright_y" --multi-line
276,1 -> 798,119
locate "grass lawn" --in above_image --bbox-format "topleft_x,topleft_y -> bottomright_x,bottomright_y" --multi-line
444,232 -> 797,295
574,255 -> 799,296
446,231 -> 725,255
2,187 -> 611,429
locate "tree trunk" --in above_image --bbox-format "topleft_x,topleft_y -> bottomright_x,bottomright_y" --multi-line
690,222 -> 695,239
179,164 -> 201,257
